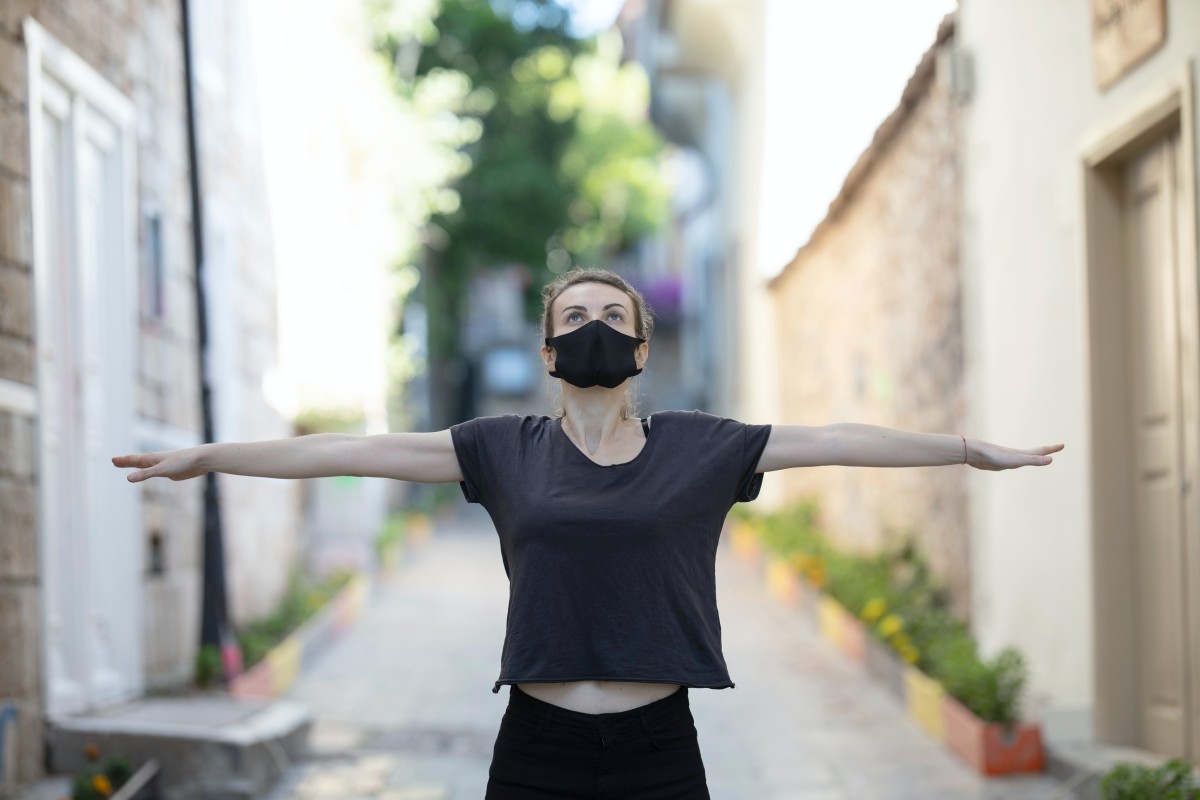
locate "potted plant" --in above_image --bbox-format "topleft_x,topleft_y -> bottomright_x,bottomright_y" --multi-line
933,636 -> 1044,775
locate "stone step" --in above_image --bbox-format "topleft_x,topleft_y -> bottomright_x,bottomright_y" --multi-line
44,693 -> 310,800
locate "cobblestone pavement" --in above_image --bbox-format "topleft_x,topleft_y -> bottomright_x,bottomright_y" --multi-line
265,503 -> 1070,800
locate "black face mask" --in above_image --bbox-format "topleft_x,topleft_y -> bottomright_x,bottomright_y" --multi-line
545,318 -> 646,389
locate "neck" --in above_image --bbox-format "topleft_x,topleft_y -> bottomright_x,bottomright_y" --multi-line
559,386 -> 632,446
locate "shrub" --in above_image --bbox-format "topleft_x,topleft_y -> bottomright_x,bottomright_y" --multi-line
194,643 -> 222,687
1100,758 -> 1200,799
924,632 -> 1027,726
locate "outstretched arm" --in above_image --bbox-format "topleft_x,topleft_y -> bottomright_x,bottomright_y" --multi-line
113,429 -> 464,483
755,423 -> 1063,472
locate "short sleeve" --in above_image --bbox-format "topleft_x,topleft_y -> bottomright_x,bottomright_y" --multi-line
677,410 -> 772,505
448,415 -> 518,505
736,419 -> 773,503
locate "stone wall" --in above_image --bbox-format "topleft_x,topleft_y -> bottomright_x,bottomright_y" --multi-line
767,30 -> 970,619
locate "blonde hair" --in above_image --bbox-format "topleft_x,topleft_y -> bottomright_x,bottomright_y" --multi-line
540,267 -> 655,420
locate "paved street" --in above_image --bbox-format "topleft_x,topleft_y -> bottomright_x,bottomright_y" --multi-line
265,503 -> 1067,800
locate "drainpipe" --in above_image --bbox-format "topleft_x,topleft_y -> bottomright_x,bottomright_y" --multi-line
180,0 -> 238,681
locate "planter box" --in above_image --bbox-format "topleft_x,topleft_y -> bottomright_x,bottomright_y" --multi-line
905,665 -> 946,741
865,634 -> 907,701
766,555 -> 801,606
817,595 -> 844,649
942,695 -> 1045,776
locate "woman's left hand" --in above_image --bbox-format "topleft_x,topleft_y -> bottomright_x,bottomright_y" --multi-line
968,439 -> 1064,471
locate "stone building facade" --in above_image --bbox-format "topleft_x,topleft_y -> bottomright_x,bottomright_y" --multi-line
765,16 -> 969,618
0,1 -> 297,790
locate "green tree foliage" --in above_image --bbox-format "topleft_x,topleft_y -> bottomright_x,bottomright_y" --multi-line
368,0 -> 670,364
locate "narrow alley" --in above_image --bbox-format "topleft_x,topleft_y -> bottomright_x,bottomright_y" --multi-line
264,504 -> 1064,800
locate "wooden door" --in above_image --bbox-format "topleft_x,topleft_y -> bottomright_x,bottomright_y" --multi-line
1123,127 -> 1194,759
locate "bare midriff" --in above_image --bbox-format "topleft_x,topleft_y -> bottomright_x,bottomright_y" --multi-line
517,680 -> 682,714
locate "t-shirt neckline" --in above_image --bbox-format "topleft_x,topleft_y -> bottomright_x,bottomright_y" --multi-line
551,414 -> 655,469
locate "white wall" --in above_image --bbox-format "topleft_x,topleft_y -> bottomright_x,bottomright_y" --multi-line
957,0 -> 1200,739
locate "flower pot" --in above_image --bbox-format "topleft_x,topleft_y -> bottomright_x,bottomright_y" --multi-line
865,635 -> 906,702
904,665 -> 946,741
941,695 -> 1045,775
766,556 -> 801,606
817,595 -> 844,650
229,661 -> 274,698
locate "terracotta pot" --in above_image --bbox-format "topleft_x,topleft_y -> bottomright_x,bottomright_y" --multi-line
229,661 -> 274,698
865,635 -> 906,701
941,695 -> 1045,775
904,665 -> 946,741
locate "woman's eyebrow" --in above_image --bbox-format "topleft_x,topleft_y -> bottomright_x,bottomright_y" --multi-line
562,303 -> 627,316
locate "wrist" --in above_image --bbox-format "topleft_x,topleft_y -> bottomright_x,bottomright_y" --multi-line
194,442 -> 218,473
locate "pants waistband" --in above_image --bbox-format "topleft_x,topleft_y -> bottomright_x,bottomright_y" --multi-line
506,684 -> 690,736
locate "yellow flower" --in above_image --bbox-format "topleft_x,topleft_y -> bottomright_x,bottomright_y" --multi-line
899,644 -> 920,663
788,553 -> 810,573
91,775 -> 113,797
877,614 -> 904,638
888,631 -> 910,650
860,597 -> 887,624
805,565 -> 826,588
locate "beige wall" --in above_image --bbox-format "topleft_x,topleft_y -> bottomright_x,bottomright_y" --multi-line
957,0 -> 1200,741
767,36 -> 969,618
188,1 -> 301,626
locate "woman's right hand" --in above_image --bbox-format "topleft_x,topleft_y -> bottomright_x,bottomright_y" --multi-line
112,447 -> 208,483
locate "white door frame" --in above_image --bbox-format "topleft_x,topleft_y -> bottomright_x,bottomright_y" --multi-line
25,18 -> 143,716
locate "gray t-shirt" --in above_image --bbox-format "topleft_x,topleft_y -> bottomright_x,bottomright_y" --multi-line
449,409 -> 773,693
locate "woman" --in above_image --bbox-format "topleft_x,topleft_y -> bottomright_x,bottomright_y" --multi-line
113,267 -> 1063,799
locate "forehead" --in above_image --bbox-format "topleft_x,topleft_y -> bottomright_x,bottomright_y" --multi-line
554,282 -> 631,314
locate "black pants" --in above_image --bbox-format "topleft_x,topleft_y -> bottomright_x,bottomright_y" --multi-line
485,684 -> 711,799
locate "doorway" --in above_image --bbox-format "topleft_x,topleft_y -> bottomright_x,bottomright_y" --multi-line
26,19 -> 142,716
1084,65 -> 1200,763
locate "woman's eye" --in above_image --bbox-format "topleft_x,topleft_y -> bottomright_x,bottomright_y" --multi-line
567,311 -> 622,322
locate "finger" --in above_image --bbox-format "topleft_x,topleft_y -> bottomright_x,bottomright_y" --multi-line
115,454 -> 159,468
128,466 -> 156,482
